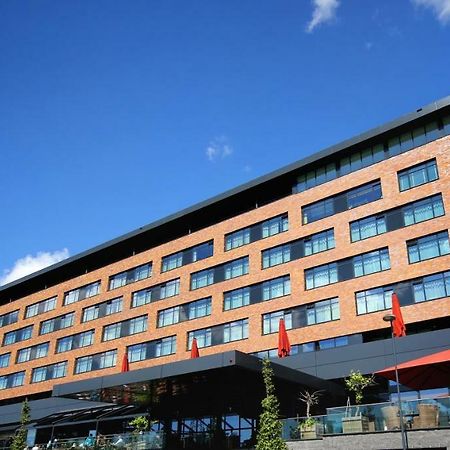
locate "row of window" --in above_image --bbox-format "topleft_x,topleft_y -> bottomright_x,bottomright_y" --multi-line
294,113 -> 448,193
2,268 -> 449,386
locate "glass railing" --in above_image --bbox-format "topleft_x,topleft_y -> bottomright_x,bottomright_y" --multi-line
282,396 -> 450,440
30,432 -> 164,449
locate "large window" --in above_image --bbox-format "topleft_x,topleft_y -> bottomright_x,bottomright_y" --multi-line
102,315 -> 147,341
0,353 -> 10,368
302,181 -> 382,225
40,313 -> 74,335
0,371 -> 25,390
0,310 -> 19,328
128,336 -> 176,362
64,281 -> 100,305
74,350 -> 117,374
353,248 -> 390,277
350,215 -> 387,242
356,286 -> 393,315
17,342 -> 49,363
162,241 -> 213,272
3,325 -> 33,346
304,229 -> 335,256
191,257 -> 249,290
225,214 -> 288,251
109,263 -> 152,290
403,195 -> 445,226
262,276 -> 291,301
262,298 -> 340,334
262,244 -> 291,268
413,271 -> 450,303
158,297 -> 212,328
31,362 -> 67,383
25,296 -> 57,319
305,263 -> 338,289
132,279 -> 180,307
187,319 -> 249,349
398,159 -> 438,191
56,330 -> 95,353
82,297 -> 123,322
407,231 -> 450,263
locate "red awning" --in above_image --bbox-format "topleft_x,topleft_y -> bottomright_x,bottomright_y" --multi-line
375,349 -> 450,390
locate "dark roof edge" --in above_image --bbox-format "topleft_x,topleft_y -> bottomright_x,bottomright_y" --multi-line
2,95 -> 450,294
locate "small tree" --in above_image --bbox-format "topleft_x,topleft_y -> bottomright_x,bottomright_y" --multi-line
345,370 -> 374,416
298,390 -> 322,427
129,415 -> 149,433
11,399 -> 30,450
256,358 -> 288,450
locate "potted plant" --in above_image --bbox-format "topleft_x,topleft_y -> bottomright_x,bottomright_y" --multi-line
342,370 -> 374,433
129,416 -> 149,449
297,390 -> 323,439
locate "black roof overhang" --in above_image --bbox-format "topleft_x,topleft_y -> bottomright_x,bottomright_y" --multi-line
2,95 -> 449,303
52,351 -> 344,418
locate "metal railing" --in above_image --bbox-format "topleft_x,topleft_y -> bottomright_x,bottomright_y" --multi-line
281,396 -> 450,440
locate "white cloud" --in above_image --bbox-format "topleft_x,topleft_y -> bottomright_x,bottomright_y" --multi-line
0,249 -> 70,286
412,0 -> 450,24
306,0 -> 340,33
205,137 -> 233,162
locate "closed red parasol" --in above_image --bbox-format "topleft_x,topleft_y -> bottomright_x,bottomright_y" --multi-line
191,337 -> 200,358
277,318 -> 291,358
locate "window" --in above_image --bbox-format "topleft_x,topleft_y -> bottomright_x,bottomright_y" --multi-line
132,279 -> 180,307
0,353 -> 10,368
17,342 -> 49,363
403,195 -> 445,226
262,215 -> 289,238
398,159 -> 438,191
295,162 -> 337,192
190,257 -> 249,290
353,248 -> 390,277
31,362 -> 67,383
74,350 -> 117,374
102,315 -> 147,341
82,297 -> 123,322
224,287 -> 250,310
262,310 -> 292,335
0,310 -> 19,328
158,297 -> 212,326
225,257 -> 249,280
350,215 -> 387,242
306,298 -> 340,325
305,263 -> 338,289
262,276 -> 291,301
407,231 -> 450,263
302,181 -> 382,224
225,228 -> 250,251
356,286 -> 393,315
262,245 -> 291,268
56,330 -> 94,353
109,263 -> 152,290
413,271 -> 450,303
162,241 -> 213,272
25,296 -> 57,319
225,214 -> 288,251
304,229 -> 335,256
128,336 -> 177,362
40,313 -> 74,335
0,371 -> 25,390
64,281 -> 100,305
187,318 -> 249,349
340,144 -> 384,175
223,319 -> 249,343
3,325 -> 33,346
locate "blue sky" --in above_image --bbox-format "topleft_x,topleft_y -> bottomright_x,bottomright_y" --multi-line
1,0 -> 449,285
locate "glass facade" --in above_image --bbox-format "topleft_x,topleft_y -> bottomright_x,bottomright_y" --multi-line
64,281 -> 100,305
407,231 -> 450,263
3,326 -> 33,346
56,330 -> 95,353
31,362 -> 67,383
162,241 -> 213,272
132,279 -> 180,307
0,311 -> 19,328
187,319 -> 249,349
350,215 -> 387,242
403,195 -> 445,226
25,296 -> 57,319
128,336 -> 177,362
109,263 -> 152,290
398,159 -> 438,191
0,353 -> 10,368
0,371 -> 25,390
40,313 -> 74,335
157,297 -> 212,327
103,315 -> 147,341
353,248 -> 391,277
82,297 -> 123,322
74,350 -> 117,374
16,342 -> 49,363
413,271 -> 450,303
305,263 -> 338,289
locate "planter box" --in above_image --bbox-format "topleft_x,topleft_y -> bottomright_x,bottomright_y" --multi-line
342,415 -> 369,433
299,423 -> 324,440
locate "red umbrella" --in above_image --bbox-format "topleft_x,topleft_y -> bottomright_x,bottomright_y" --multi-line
277,318 -> 291,358
375,349 -> 450,390
191,337 -> 200,359
391,293 -> 406,337
121,353 -> 130,372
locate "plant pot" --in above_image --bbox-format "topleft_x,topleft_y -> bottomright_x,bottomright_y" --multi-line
299,423 -> 324,440
342,415 -> 369,433
381,405 -> 400,431
414,404 -> 439,429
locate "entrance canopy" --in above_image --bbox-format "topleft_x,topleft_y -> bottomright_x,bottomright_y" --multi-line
52,351 -> 344,418
375,349 -> 450,390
